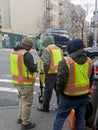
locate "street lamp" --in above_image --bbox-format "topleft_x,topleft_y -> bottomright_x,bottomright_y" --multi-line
94,0 -> 98,47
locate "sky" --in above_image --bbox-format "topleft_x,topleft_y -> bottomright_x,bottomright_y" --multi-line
71,0 -> 96,22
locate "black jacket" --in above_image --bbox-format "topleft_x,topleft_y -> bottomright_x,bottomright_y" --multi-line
13,43 -> 37,73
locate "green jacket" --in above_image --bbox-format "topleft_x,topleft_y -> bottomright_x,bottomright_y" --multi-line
41,42 -> 54,74
41,40 -> 63,74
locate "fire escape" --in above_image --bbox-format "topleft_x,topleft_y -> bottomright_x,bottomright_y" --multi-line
45,0 -> 53,29
58,1 -> 64,28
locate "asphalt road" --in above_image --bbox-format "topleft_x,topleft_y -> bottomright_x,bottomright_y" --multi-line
0,49 -> 57,107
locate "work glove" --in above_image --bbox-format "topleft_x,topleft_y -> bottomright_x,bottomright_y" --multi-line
89,88 -> 94,94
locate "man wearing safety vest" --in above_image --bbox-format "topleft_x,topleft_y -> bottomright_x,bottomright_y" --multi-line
10,37 -> 37,130
53,39 -> 94,130
37,36 -> 63,112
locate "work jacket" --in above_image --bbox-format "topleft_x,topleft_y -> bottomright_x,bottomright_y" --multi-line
63,56 -> 93,96
10,49 -> 37,85
56,49 -> 94,98
45,44 -> 63,74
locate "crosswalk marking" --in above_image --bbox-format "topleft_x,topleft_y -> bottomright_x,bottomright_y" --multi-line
0,87 -> 18,93
0,78 -> 40,93
0,79 -> 12,83
6,75 -> 12,77
0,48 -> 13,51
0,86 -> 37,94
0,78 -> 39,85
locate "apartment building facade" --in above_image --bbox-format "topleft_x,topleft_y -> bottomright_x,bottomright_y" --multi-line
0,0 -> 1,29
0,0 -> 64,36
1,0 -> 11,30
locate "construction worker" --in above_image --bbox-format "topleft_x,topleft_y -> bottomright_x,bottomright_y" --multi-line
53,39 -> 94,130
37,36 -> 63,112
10,37 -> 38,130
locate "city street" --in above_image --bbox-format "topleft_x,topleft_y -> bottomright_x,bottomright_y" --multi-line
0,48 -> 93,130
0,48 -> 57,108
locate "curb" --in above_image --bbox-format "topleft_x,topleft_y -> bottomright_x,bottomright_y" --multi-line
0,104 -> 57,110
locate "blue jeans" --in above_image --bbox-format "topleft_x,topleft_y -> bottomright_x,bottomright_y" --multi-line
53,94 -> 90,130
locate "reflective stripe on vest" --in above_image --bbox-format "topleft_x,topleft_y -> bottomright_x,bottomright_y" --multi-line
10,49 -> 37,85
45,44 -> 63,74
64,56 -> 92,96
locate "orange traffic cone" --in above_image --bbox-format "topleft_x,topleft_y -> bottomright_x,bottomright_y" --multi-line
69,109 -> 76,130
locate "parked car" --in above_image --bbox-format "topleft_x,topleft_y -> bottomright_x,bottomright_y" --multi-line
49,28 -> 69,39
84,47 -> 98,80
46,28 -> 70,55
36,29 -> 70,55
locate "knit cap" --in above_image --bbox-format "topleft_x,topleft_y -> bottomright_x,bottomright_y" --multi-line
21,37 -> 33,47
43,36 -> 55,47
67,39 -> 84,54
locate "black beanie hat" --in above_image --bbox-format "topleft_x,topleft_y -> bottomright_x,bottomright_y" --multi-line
67,39 -> 84,54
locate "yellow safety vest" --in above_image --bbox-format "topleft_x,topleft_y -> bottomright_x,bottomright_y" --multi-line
10,49 -> 37,85
45,44 -> 63,74
63,56 -> 93,96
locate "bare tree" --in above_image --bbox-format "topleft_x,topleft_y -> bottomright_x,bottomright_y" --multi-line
72,5 -> 87,40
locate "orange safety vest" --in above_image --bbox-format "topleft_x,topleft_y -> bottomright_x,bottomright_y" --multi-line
45,44 -> 63,74
63,56 -> 93,96
10,49 -> 37,85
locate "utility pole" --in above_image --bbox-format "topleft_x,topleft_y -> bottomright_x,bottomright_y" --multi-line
94,0 -> 98,47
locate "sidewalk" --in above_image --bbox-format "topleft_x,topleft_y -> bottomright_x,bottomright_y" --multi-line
0,105 -> 71,130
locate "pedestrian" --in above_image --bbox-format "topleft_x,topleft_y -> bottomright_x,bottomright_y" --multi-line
10,37 -> 38,130
38,39 -> 44,57
53,38 -> 94,130
37,36 -> 63,112
88,35 -> 94,47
